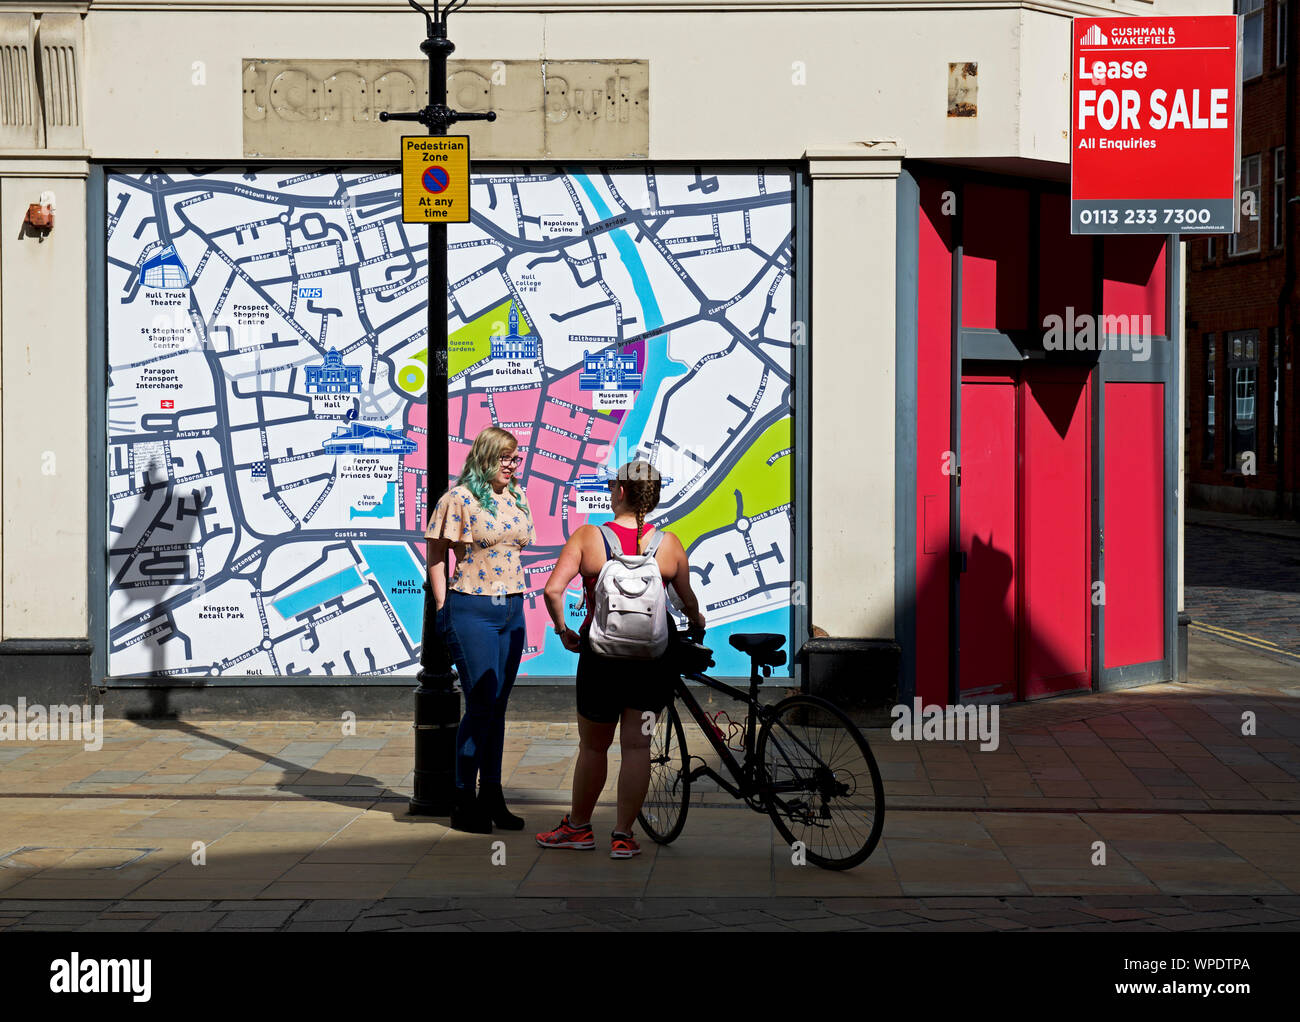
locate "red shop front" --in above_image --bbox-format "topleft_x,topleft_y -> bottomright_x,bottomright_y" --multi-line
896,166 -> 1179,705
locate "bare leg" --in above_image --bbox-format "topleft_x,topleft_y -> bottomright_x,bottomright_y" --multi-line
615,706 -> 653,834
571,713 -> 616,827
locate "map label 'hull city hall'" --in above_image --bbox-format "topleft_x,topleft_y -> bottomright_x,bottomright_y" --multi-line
0,1 -> 1194,712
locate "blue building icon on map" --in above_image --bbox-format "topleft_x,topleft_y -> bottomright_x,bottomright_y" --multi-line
489,303 -> 538,360
141,244 -> 189,289
322,423 -> 417,455
579,348 -> 642,391
570,466 -> 673,492
306,348 -> 362,394
570,473 -> 612,492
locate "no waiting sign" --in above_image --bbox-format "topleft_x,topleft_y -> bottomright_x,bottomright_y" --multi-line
401,135 -> 470,224
1071,16 -> 1241,234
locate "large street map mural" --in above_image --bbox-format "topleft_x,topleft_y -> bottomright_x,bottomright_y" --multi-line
106,167 -> 795,678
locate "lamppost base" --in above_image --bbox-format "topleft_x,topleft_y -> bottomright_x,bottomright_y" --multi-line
409,680 -> 460,816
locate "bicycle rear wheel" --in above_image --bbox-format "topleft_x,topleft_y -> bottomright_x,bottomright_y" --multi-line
756,694 -> 885,870
637,700 -> 690,844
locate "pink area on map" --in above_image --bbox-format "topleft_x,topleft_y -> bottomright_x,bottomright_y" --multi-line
504,427 -> 536,457
528,451 -> 575,487
535,427 -> 583,462
492,387 -> 541,427
448,439 -> 472,477
403,402 -> 428,530
522,593 -> 552,660
461,392 -> 494,442
549,370 -> 592,409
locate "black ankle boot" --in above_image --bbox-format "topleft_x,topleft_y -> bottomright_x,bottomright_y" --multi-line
478,782 -> 524,830
450,786 -> 492,834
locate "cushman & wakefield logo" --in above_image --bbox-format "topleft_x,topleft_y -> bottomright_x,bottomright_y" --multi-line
1082,22 -> 1178,47
50,955 -> 151,1002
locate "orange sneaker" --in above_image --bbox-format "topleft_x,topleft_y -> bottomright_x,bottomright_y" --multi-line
610,830 -> 641,859
535,815 -> 595,850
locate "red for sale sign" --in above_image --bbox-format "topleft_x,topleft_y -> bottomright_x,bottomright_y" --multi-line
1071,16 -> 1241,234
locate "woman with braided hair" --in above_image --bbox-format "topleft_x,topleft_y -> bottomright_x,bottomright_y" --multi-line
537,460 -> 706,858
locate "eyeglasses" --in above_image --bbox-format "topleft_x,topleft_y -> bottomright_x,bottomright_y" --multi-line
499,455 -> 523,468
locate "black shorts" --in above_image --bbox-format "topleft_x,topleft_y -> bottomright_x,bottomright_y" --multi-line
574,626 -> 677,725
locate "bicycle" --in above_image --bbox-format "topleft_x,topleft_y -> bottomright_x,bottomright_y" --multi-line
638,631 -> 886,870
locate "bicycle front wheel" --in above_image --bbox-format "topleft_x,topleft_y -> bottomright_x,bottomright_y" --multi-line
756,694 -> 885,870
637,700 -> 691,844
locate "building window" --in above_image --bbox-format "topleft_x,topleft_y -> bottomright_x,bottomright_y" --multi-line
1270,327 -> 1281,463
1205,334 -> 1216,463
1279,0 -> 1289,67
1275,148 -> 1287,247
1230,154 -> 1263,254
1226,330 -> 1259,472
1242,0 -> 1266,79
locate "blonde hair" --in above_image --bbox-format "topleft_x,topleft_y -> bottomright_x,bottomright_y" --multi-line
458,426 -> 527,515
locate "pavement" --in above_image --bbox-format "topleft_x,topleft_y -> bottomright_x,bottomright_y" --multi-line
0,629 -> 1299,930
1,507 -> 1297,932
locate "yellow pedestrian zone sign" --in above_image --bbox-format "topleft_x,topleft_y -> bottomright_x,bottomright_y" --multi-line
401,135 -> 470,224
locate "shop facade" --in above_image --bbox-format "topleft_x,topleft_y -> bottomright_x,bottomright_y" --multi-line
0,0 -> 1207,714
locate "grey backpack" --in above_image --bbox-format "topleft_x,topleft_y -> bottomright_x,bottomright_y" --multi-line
587,524 -> 670,658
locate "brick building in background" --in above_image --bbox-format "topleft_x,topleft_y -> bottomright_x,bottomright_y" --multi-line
1187,0 -> 1298,514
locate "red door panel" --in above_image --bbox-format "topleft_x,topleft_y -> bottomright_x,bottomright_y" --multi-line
958,375 -> 1018,701
915,176 -> 956,704
1021,368 -> 1092,698
1104,382 -> 1165,667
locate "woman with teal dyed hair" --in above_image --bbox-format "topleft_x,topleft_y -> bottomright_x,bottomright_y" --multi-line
426,425 -> 535,833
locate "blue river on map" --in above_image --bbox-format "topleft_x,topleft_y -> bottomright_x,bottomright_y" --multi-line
571,173 -> 687,453
358,543 -> 425,641
271,565 -> 364,620
518,176 -> 785,679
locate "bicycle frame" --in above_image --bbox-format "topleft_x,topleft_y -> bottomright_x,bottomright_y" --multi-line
672,659 -> 791,808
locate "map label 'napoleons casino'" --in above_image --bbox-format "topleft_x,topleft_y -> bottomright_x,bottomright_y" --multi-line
401,135 -> 470,224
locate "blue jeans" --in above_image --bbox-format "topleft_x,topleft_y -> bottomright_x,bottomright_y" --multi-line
438,589 -> 526,792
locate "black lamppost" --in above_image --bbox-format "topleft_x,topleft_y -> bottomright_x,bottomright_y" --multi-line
379,0 -> 496,815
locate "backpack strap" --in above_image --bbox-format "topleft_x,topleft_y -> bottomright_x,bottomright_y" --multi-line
597,523 -> 664,558
596,523 -> 619,560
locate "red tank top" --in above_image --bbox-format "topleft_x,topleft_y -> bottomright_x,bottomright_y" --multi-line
582,522 -> 659,630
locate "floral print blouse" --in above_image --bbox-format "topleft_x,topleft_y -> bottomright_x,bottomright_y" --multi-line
425,484 -> 536,596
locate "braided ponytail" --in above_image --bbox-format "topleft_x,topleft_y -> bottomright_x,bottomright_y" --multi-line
614,460 -> 661,551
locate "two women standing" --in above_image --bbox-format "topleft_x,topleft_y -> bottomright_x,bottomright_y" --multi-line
425,425 -> 704,848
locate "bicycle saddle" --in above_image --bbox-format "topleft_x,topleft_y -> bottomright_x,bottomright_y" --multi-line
729,633 -> 786,662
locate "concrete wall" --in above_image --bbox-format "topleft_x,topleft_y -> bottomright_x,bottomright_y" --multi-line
0,165 -> 89,639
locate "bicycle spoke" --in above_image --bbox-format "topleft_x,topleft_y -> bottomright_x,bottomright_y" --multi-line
758,698 -> 883,868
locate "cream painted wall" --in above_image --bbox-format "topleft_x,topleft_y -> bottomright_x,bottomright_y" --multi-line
807,146 -> 901,639
83,7 -> 1110,162
0,174 -> 88,638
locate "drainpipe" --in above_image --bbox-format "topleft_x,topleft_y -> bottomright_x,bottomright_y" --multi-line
1283,2 -> 1299,517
